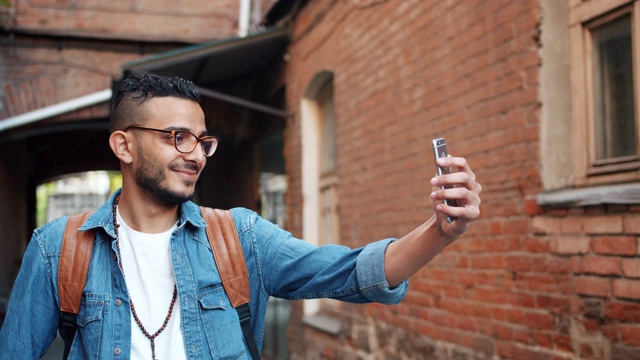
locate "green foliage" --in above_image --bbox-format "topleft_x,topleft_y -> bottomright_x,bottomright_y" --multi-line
0,0 -> 11,8
35,171 -> 122,228
35,182 -> 55,228
108,171 -> 123,193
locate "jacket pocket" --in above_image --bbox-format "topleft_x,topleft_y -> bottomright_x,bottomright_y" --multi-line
198,286 -> 247,360
74,293 -> 109,359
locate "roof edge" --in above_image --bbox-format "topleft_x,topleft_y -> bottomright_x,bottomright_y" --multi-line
0,89 -> 112,133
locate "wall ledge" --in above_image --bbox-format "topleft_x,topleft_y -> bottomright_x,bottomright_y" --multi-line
538,183 -> 640,207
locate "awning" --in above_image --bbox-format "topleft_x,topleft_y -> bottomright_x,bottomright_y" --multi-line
0,27 -> 289,135
122,27 -> 290,118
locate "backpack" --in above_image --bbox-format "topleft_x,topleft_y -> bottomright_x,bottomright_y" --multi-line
57,207 -> 260,360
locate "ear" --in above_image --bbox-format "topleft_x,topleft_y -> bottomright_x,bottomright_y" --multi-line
109,131 -> 134,164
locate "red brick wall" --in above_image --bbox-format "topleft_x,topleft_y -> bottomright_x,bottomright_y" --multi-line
0,39 -> 139,119
283,1 -> 640,359
0,0 -> 241,119
532,209 -> 640,359
1,0 -> 240,42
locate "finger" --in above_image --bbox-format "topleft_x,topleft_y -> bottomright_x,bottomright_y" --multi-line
434,158 -> 480,192
430,186 -> 471,206
432,171 -> 471,190
436,156 -> 475,179
431,186 -> 481,219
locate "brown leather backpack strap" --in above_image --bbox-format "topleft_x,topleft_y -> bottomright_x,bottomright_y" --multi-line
58,210 -> 95,314
200,207 -> 250,307
200,207 -> 260,359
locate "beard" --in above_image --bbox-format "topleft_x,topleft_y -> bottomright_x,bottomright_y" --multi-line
135,147 -> 198,206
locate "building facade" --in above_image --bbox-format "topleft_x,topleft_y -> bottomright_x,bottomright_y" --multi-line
281,1 -> 640,359
1,0 -> 639,359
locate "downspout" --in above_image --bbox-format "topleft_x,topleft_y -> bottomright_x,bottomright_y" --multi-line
239,0 -> 251,37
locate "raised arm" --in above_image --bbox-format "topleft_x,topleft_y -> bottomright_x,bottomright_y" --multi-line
384,156 -> 482,287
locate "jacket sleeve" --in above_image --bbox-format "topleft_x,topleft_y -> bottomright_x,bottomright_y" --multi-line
0,227 -> 61,359
237,209 -> 407,305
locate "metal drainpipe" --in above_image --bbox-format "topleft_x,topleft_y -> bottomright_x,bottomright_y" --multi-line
239,0 -> 251,37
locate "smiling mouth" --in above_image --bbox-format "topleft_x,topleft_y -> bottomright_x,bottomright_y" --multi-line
170,164 -> 200,178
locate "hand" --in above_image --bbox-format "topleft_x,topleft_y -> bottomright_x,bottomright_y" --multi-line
430,156 -> 481,239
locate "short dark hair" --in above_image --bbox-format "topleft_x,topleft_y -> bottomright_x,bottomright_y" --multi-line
109,73 -> 200,132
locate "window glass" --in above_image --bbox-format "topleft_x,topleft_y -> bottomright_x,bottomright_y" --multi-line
592,15 -> 635,162
320,187 -> 336,245
319,85 -> 336,173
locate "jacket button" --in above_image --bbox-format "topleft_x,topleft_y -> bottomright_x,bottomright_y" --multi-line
114,347 -> 122,355
115,299 -> 122,306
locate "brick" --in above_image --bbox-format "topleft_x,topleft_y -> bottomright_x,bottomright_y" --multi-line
622,214 -> 640,234
620,324 -> 640,347
533,331 -> 552,348
523,237 -> 550,253
527,274 -> 562,292
584,215 -> 623,234
580,255 -> 621,276
501,219 -> 529,235
581,318 -> 602,332
601,324 -> 619,343
524,312 -> 553,330
613,279 -> 640,300
523,198 -> 542,215
546,256 -> 571,274
605,301 -> 640,322
612,345 -> 640,360
623,259 -> 640,278
549,236 -> 590,255
553,333 -> 573,353
575,276 -> 611,297
469,255 -> 504,269
561,216 -> 583,234
502,341 -> 565,360
536,295 -> 570,313
592,236 -> 637,256
505,255 -> 532,272
531,216 -> 562,235
570,257 -> 581,272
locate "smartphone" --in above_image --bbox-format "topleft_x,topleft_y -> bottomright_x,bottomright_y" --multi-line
432,138 -> 456,223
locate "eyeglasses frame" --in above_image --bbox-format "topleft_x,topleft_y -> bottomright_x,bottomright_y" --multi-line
124,125 -> 219,157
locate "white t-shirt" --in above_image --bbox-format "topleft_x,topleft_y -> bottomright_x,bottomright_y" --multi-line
116,210 -> 186,359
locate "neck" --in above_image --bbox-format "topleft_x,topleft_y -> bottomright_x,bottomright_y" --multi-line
116,189 -> 180,233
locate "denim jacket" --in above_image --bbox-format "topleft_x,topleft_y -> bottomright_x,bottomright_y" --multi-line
0,190 -> 407,359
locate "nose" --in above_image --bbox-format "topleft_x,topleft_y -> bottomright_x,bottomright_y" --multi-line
182,141 -> 207,165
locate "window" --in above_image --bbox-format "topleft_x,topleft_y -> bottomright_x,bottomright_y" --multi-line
300,72 -> 342,325
591,15 -> 635,166
318,83 -> 339,247
572,1 -> 640,186
538,0 -> 640,206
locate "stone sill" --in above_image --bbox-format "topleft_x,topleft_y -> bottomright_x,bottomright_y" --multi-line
537,183 -> 640,207
302,314 -> 341,335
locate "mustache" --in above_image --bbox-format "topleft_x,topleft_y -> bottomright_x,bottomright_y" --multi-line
169,163 -> 200,173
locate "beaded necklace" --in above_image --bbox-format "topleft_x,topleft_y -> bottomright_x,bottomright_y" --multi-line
113,196 -> 178,360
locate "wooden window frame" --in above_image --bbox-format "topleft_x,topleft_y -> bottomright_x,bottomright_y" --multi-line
570,0 -> 640,186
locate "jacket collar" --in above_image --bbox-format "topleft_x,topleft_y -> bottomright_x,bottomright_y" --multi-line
79,188 -> 207,240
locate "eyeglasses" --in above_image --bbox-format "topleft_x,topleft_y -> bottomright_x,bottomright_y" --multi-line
124,125 -> 219,157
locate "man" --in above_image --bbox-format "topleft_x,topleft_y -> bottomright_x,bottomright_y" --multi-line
0,73 -> 481,359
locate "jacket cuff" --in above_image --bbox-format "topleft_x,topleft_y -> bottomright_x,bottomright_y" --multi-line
356,238 -> 408,305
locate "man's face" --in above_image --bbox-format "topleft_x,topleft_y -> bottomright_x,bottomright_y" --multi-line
130,97 -> 208,205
